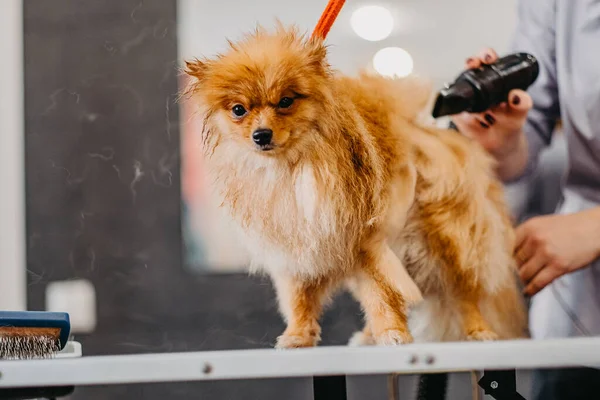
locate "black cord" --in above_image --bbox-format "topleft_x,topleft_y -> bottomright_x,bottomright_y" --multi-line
416,373 -> 448,400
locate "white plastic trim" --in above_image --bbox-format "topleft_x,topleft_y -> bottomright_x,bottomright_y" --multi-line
0,0 -> 27,311
0,337 -> 599,388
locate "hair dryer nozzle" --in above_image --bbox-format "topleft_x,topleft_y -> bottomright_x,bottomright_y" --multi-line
431,81 -> 476,118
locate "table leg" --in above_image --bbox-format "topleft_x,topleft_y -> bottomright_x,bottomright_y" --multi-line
313,375 -> 347,400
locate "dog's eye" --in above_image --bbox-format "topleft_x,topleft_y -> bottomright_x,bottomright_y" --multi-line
232,104 -> 247,117
278,97 -> 294,109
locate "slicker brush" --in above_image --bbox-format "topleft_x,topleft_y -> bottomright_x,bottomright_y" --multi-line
0,311 -> 71,360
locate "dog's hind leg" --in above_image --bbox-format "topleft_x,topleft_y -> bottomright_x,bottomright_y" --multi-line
418,202 -> 502,341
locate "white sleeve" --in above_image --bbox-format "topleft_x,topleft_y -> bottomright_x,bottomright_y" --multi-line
507,0 -> 561,183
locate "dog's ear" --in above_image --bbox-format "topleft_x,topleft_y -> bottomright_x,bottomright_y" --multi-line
184,58 -> 207,80
306,39 -> 329,73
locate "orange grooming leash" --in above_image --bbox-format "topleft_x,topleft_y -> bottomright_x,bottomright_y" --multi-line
311,0 -> 346,40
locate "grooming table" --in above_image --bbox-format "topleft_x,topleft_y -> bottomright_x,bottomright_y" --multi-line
0,337 -> 598,400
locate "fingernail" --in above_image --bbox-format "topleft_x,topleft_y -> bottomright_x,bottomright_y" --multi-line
512,95 -> 521,105
479,121 -> 489,128
484,113 -> 495,124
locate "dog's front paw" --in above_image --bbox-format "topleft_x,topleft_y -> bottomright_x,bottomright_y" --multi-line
374,329 -> 413,346
275,334 -> 319,349
348,330 -> 376,347
466,329 -> 499,342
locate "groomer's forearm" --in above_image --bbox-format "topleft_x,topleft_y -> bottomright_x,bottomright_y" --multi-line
495,134 -> 529,182
589,207 -> 600,259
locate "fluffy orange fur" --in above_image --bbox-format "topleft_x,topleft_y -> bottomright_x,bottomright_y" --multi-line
184,24 -> 528,348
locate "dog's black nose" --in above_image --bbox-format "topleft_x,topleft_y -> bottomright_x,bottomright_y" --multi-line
252,129 -> 273,146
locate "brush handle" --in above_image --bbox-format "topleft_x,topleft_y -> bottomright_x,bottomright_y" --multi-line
0,311 -> 71,349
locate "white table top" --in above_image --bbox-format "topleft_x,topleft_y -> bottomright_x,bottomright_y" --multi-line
0,337 -> 599,388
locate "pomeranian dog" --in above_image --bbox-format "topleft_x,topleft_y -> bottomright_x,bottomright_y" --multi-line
183,24 -> 528,348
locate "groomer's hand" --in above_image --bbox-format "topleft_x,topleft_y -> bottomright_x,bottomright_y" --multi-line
514,208 -> 600,296
451,48 -> 533,181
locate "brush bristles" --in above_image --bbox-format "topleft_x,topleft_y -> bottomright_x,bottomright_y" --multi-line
0,335 -> 60,360
0,325 -> 62,361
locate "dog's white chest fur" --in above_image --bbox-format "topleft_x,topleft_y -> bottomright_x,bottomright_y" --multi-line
294,164 -> 319,224
293,164 -> 337,237
213,152 -> 340,278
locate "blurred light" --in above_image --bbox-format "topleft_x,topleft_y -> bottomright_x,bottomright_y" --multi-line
350,5 -> 394,41
372,47 -> 414,78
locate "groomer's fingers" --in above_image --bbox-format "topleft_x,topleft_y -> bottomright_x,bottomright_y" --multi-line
473,113 -> 494,128
452,112 -> 491,134
514,221 -> 530,249
466,110 -> 502,129
490,101 -> 508,113
476,91 -> 532,135
480,111 -> 497,126
514,237 -> 535,267
506,89 -> 533,117
479,48 -> 498,64
465,57 -> 481,69
465,48 -> 498,69
466,112 -> 497,129
524,265 -> 559,296
519,252 -> 547,285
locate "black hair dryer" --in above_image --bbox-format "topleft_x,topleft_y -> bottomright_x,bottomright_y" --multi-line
431,52 -> 539,118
